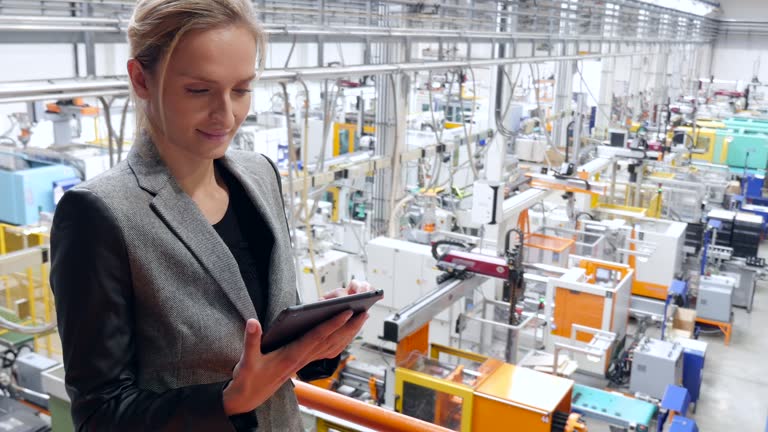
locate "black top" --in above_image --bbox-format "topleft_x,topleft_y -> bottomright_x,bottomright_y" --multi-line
212,164 -> 273,322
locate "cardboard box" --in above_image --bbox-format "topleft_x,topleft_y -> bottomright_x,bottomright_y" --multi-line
669,328 -> 693,340
673,308 -> 697,335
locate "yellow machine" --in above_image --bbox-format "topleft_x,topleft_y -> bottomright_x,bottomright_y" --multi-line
395,344 -> 586,432
333,123 -> 375,156
669,125 -> 724,164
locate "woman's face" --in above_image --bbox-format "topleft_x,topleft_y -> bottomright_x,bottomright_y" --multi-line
137,24 -> 257,160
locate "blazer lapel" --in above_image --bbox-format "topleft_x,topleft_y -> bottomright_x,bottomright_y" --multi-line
127,136 -> 257,322
219,154 -> 293,325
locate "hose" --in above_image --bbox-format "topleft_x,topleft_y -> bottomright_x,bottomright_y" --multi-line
431,240 -> 470,261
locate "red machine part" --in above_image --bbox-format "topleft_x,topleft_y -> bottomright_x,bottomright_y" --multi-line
438,249 -> 510,280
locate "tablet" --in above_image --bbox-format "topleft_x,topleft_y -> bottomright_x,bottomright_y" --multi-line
261,289 -> 384,353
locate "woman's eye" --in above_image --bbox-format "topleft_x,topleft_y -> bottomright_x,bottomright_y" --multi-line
234,89 -> 253,95
186,88 -> 209,94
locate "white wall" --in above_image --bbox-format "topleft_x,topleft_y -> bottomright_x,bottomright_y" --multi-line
718,0 -> 768,19
711,34 -> 768,83
710,0 -> 768,83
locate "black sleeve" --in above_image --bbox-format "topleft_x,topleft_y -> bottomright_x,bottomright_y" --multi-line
261,155 -> 341,381
50,189 -> 238,432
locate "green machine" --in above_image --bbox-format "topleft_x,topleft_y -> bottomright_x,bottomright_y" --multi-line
715,127 -> 768,171
724,117 -> 768,134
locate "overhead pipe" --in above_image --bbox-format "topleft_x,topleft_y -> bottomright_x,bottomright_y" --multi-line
0,90 -> 128,105
293,380 -> 452,432
0,79 -> 130,98
0,15 -> 119,24
0,18 -> 717,43
0,50 -> 662,104
0,24 -> 118,32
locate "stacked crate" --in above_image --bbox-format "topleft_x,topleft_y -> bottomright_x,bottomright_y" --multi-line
732,212 -> 763,258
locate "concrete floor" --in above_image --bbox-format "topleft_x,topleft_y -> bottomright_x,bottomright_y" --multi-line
692,260 -> 768,430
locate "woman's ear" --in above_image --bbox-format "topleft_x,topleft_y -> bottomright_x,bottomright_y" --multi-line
127,59 -> 151,100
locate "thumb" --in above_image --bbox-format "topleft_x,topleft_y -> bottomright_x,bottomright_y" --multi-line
241,318 -> 263,364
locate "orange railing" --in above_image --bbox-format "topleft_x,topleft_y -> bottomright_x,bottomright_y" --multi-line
294,380 -> 452,432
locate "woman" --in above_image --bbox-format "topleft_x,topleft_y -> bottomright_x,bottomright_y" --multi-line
50,0 -> 369,430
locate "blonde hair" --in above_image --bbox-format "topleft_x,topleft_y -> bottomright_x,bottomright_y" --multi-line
127,0 -> 267,136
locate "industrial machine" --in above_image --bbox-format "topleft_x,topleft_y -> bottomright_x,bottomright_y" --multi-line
571,384 -> 657,431
0,151 -> 79,225
582,217 -> 682,302
363,236 -> 483,351
544,257 -> 633,376
696,274 -> 735,323
395,346 -> 586,432
629,338 -> 684,400
298,249 -> 350,304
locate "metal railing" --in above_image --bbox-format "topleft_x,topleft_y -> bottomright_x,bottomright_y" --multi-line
0,0 -> 720,42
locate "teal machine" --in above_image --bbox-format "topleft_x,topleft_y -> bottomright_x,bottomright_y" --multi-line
571,384 -> 658,431
713,118 -> 768,172
0,151 -> 80,225
724,117 -> 768,133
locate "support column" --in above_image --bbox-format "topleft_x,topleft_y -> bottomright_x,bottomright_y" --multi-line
82,3 -> 96,76
553,42 -> 576,149
652,45 -> 670,126
596,44 -> 615,139
628,55 -> 643,123
572,93 -> 585,164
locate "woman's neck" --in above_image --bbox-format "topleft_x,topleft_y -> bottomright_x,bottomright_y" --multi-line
152,134 -> 222,199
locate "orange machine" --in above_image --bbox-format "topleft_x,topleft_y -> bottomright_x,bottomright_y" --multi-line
394,345 -> 587,432
473,363 -> 583,432
545,257 -> 633,375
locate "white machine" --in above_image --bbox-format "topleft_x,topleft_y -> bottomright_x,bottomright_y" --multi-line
544,256 -> 633,376
629,337 -> 684,400
298,249 -> 350,304
697,274 -> 735,323
363,237 -> 486,350
586,216 -> 687,301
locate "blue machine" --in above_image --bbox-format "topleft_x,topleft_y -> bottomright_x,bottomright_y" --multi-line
661,385 -> 691,416
662,337 -> 707,412
0,155 -> 79,225
743,174 -> 765,199
669,416 -> 698,432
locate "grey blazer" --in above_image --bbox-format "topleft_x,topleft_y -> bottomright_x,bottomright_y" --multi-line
50,135 -> 303,431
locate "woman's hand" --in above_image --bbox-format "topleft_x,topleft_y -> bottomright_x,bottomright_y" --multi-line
222,310 -> 368,416
320,279 -> 374,300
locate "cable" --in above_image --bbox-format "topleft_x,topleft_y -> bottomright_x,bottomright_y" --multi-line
387,73 -> 404,238
98,96 -> 115,167
284,35 -> 298,69
1,115 -> 17,140
458,68 -> 479,180
431,240 -> 470,261
280,82 -> 310,302
495,64 -> 522,139
117,96 -> 130,163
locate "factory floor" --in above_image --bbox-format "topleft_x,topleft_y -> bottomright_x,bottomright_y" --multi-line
348,248 -> 768,431
691,249 -> 768,430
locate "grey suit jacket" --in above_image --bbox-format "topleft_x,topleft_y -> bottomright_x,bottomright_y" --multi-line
50,135 -> 303,431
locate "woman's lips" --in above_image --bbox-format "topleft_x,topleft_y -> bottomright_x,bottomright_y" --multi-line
196,129 -> 230,142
